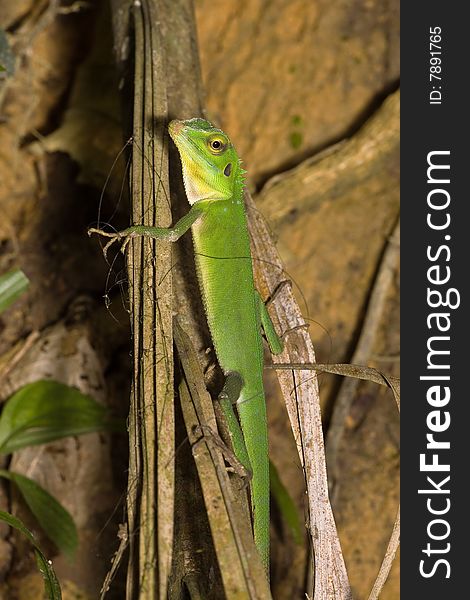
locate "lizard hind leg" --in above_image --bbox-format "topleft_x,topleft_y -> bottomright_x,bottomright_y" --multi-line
219,371 -> 244,404
217,371 -> 251,470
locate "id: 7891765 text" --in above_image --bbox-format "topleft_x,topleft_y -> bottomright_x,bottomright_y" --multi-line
429,26 -> 442,105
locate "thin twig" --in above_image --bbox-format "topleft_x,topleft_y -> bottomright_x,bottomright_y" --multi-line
367,507 -> 400,600
267,362 -> 399,396
0,331 -> 40,384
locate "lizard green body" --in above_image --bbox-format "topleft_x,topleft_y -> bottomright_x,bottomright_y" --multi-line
174,119 -> 281,572
169,118 -> 284,572
92,118 -> 283,572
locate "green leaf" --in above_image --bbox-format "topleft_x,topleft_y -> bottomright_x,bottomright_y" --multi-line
0,510 -> 62,599
0,379 -> 122,454
0,269 -> 29,313
270,461 -> 303,545
0,469 -> 78,559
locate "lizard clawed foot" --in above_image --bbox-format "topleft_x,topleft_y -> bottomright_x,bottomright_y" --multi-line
88,227 -> 131,259
192,424 -> 252,488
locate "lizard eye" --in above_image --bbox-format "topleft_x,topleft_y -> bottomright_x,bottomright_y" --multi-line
208,136 -> 227,154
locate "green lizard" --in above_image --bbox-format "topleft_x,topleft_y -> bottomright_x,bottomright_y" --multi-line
90,118 -> 284,572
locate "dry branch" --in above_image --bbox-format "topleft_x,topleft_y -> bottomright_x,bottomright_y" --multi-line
111,2 -> 174,598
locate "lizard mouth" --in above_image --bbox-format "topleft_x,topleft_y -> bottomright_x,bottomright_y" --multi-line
168,119 -> 184,138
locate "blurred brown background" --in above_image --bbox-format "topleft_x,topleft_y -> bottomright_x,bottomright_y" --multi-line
0,0 -> 399,598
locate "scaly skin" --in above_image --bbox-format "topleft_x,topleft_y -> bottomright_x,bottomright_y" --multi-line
169,118 -> 272,571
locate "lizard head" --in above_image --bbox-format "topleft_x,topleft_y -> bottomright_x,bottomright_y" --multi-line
168,118 -> 244,204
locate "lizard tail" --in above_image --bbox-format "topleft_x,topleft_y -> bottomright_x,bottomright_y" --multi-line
237,391 -> 270,573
